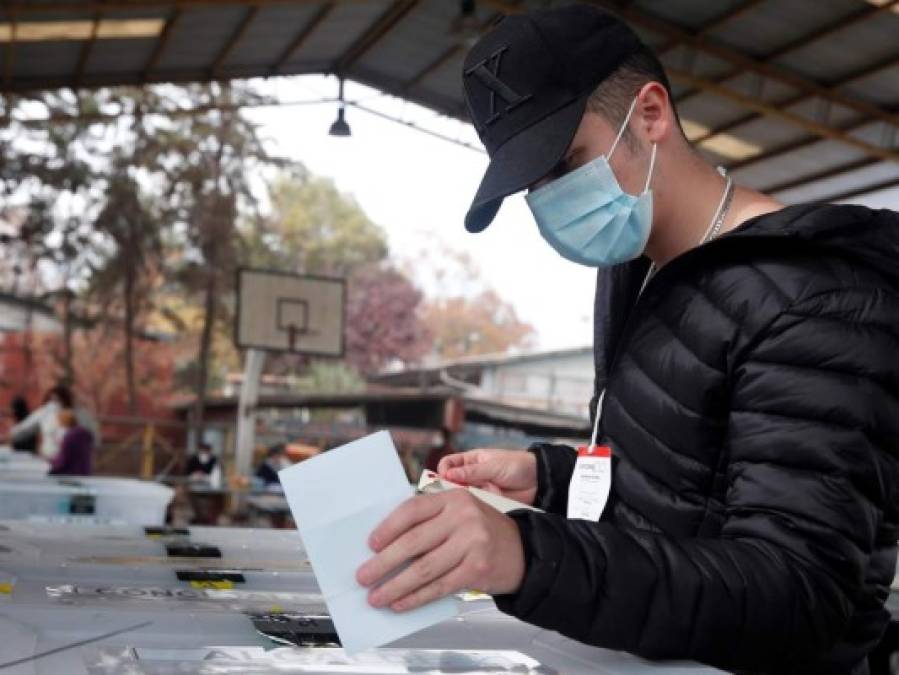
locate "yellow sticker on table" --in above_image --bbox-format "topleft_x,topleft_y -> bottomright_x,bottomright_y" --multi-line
189,580 -> 234,590
457,590 -> 491,602
0,583 -> 14,595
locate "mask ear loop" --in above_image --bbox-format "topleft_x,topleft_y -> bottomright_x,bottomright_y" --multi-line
589,390 -> 605,450
643,142 -> 658,194
607,96 -> 640,161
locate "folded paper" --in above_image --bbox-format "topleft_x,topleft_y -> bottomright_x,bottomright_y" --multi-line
279,431 -> 457,654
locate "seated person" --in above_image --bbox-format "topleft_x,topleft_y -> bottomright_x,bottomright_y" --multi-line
255,444 -> 290,489
185,442 -> 221,485
49,409 -> 93,476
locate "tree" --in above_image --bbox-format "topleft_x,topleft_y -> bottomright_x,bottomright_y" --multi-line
0,90 -> 113,381
421,290 -> 536,360
90,174 -> 162,412
345,264 -> 431,374
241,172 -> 388,276
401,240 -> 537,360
241,171 -> 403,378
140,82 -> 291,436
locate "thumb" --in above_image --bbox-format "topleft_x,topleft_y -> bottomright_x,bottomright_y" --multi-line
445,461 -> 500,487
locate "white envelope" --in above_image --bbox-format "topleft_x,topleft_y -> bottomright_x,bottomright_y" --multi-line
279,431 -> 457,654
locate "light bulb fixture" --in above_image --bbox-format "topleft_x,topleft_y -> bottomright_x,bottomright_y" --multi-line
329,107 -> 350,137
328,78 -> 351,137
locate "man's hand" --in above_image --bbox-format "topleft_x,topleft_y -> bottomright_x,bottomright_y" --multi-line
437,449 -> 537,506
356,490 -> 525,612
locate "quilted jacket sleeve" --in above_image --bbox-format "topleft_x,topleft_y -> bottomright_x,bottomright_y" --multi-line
528,443 -> 577,514
495,289 -> 899,673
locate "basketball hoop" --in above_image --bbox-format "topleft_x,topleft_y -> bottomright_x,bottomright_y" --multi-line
234,268 -> 345,357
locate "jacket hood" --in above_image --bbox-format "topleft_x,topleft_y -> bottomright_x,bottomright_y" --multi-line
728,202 -> 899,285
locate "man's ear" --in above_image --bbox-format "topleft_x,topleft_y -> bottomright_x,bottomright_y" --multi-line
635,82 -> 673,145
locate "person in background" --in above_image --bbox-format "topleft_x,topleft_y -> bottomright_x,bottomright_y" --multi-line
255,444 -> 290,488
9,396 -> 38,453
9,385 -> 99,459
11,385 -> 71,458
185,442 -> 221,485
424,427 -> 455,473
48,408 -> 93,476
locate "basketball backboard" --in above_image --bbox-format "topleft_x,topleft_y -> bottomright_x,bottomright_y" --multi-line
235,268 -> 345,357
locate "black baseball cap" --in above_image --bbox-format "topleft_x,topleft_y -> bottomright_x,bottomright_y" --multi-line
462,4 -> 644,233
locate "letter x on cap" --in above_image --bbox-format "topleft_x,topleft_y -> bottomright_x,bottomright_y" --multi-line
462,4 -> 644,233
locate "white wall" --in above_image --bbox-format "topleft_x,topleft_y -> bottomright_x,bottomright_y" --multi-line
480,350 -> 594,417
0,302 -> 61,334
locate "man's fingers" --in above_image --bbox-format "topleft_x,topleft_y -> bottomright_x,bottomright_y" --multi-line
445,460 -> 501,487
367,494 -> 444,553
436,453 -> 464,475
367,539 -> 464,609
357,517 -> 450,588
437,449 -> 496,476
389,563 -> 470,612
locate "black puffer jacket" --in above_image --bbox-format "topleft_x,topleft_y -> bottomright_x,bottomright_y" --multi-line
495,204 -> 899,675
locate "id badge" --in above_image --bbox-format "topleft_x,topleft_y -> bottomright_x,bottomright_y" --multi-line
566,445 -> 612,521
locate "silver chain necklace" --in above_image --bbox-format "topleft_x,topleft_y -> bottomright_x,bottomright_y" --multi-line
638,173 -> 735,298
700,174 -> 735,245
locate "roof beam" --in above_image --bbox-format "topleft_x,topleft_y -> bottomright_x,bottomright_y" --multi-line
3,10 -> 16,92
334,0 -> 418,74
270,2 -> 334,74
675,0 -> 899,105
210,6 -> 258,77
688,49 -> 899,154
73,13 -> 102,88
724,98 -> 898,175
403,45 -> 458,92
486,0 -> 899,132
3,0 -> 365,12
603,0 -> 899,129
656,0 -> 768,56
142,8 -> 181,81
820,176 -> 899,203
762,157 -> 881,195
401,10 -> 506,93
727,129 -> 861,172
665,65 -> 899,163
483,0 -> 899,142
721,99 -> 896,197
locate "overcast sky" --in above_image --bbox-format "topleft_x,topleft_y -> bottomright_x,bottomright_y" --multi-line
245,75 -> 898,352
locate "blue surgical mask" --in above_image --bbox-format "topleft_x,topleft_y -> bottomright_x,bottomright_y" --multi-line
525,97 -> 657,268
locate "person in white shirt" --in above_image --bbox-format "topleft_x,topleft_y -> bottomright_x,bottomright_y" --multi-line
10,385 -> 98,460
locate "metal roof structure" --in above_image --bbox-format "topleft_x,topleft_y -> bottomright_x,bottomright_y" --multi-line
3,0 -> 898,204
372,345 -> 593,385
172,386 -> 591,435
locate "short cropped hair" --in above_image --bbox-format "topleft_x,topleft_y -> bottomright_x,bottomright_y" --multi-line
586,47 -> 682,151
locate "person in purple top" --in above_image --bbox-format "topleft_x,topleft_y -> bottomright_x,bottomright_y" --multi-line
49,408 -> 93,476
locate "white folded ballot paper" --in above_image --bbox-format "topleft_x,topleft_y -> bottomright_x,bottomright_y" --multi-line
278,431 -> 457,654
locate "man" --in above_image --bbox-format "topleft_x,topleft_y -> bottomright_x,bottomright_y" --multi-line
185,442 -> 221,485
255,444 -> 289,487
356,6 -> 899,674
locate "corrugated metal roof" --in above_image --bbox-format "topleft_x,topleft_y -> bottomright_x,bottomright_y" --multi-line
3,0 -> 898,202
